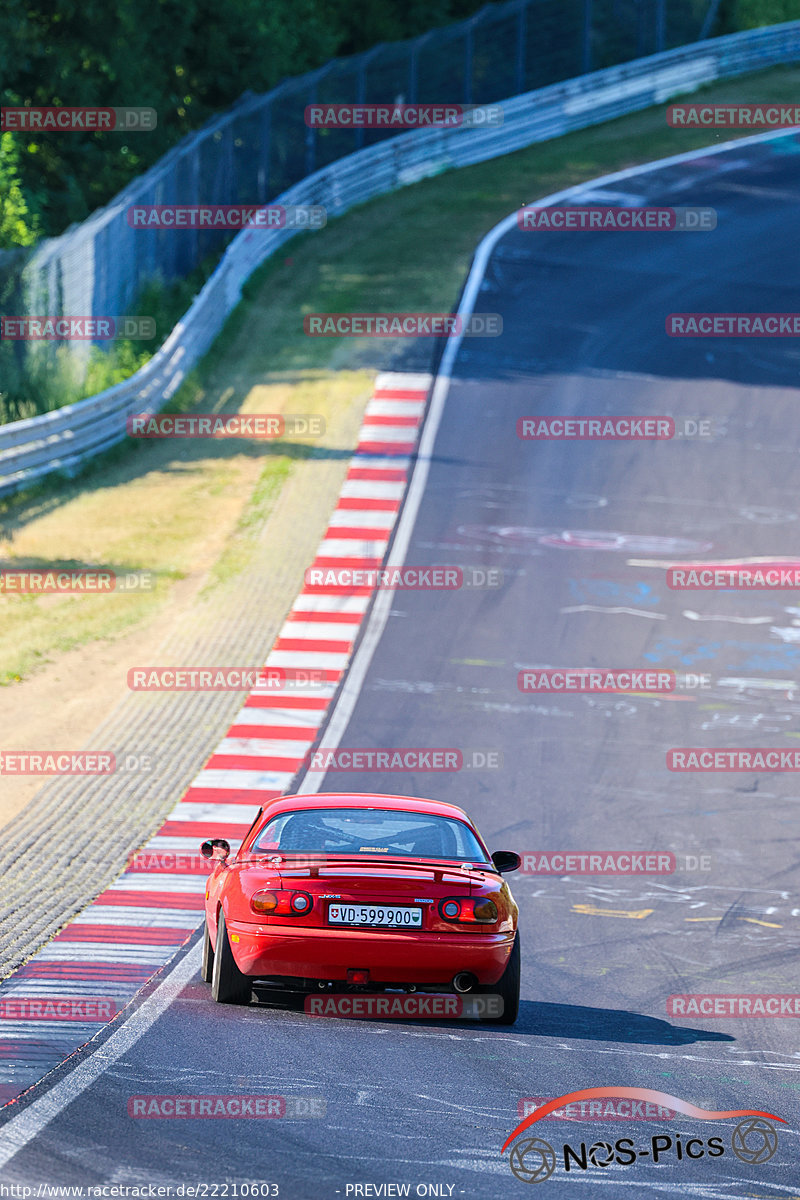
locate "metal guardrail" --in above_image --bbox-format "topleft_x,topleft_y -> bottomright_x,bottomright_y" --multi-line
1,20 -> 799,499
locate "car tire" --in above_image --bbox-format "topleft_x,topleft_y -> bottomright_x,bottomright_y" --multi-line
211,911 -> 251,1004
487,934 -> 520,1025
201,917 -> 214,984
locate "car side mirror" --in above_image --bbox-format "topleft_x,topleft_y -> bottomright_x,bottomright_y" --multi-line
200,838 -> 230,861
491,850 -> 521,874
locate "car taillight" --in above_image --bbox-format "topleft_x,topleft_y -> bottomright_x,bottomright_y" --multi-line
251,890 -> 313,916
438,896 -> 498,924
251,890 -> 279,914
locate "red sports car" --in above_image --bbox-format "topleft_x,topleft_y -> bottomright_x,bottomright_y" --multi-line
200,792 -> 521,1023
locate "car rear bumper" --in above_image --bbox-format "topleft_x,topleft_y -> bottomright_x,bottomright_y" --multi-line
225,919 -> 515,984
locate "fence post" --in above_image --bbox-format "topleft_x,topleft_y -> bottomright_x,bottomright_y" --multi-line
582,0 -> 592,74
258,102 -> 271,204
464,20 -> 474,104
699,0 -> 723,40
516,0 -> 527,95
356,59 -> 367,152
305,86 -> 317,177
355,47 -> 384,152
656,0 -> 666,53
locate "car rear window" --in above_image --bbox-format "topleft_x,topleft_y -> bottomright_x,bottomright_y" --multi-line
251,807 -> 489,862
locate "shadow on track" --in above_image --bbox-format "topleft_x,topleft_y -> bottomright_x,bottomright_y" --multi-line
513,1000 -> 734,1045
243,989 -> 733,1046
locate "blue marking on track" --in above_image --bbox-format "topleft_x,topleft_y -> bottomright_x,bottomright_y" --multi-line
643,638 -> 800,670
567,579 -> 660,606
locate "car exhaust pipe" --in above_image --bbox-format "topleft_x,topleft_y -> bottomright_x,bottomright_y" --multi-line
453,972 -> 478,994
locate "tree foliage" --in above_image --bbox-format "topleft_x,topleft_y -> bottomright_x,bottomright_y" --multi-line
0,0 -> 487,240
0,0 -> 792,245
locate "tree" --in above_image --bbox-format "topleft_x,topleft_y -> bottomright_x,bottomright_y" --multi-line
0,132 -> 39,248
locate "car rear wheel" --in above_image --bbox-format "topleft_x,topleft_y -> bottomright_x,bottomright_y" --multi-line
201,917 -> 214,983
487,934 -> 520,1025
211,911 -> 251,1004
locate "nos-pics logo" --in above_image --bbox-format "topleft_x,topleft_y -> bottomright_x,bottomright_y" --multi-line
501,1088 -> 783,1184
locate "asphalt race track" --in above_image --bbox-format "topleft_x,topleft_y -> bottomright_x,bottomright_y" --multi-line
3,131 -> 800,1197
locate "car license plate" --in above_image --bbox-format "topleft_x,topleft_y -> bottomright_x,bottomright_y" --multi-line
328,903 -> 422,928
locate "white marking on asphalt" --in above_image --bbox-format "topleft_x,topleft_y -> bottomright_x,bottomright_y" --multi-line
70,906 -> 200,927
365,400 -> 425,418
137,836 -> 216,854
266,649 -> 350,670
327,510 -> 395,530
33,945 -> 174,964
107,874 -> 206,893
278,619 -> 360,640
249,680 -> 339,701
191,768 -> 295,791
560,605 -> 667,619
375,372 -> 430,390
683,610 -> 773,624
165,801 -> 268,823
212,737 -> 312,760
316,537 -> 388,558
340,481 -> 406,500
630,555 -> 800,569
771,626 -> 800,643
717,677 -> 798,693
231,707 -> 326,729
359,424 -> 418,443
290,594 -> 371,615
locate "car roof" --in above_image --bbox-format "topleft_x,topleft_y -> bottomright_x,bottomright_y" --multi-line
258,791 -> 475,825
